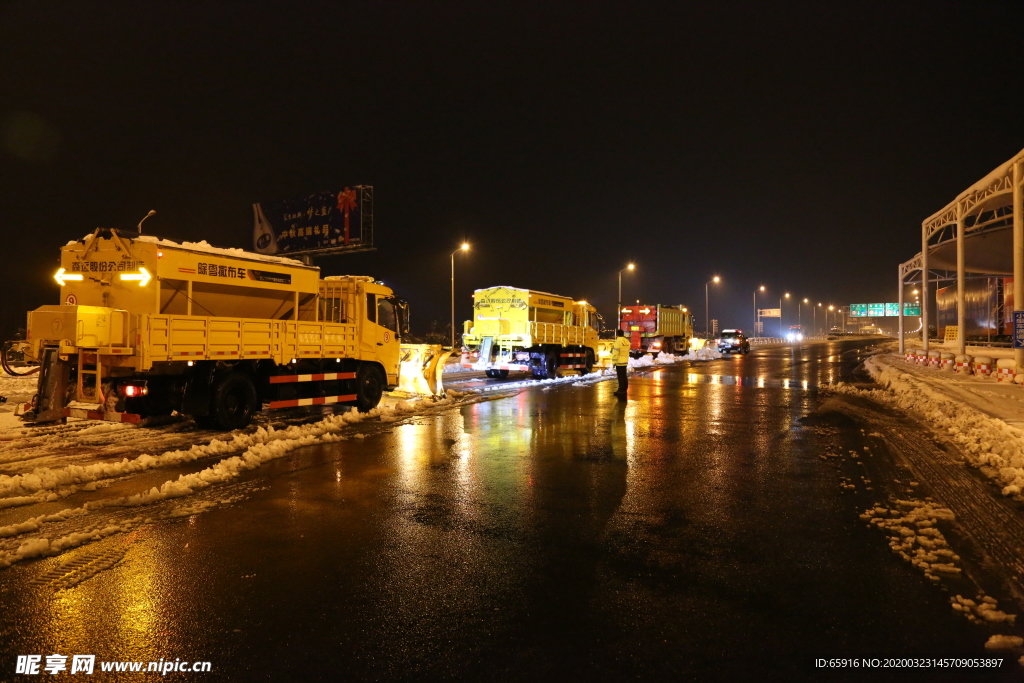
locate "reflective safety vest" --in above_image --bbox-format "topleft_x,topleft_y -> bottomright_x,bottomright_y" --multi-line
611,336 -> 631,365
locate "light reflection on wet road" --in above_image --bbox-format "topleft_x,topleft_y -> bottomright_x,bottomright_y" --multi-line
0,340 -> 1006,681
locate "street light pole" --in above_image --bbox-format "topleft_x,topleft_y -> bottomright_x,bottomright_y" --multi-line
705,275 -> 720,338
754,285 -> 765,336
617,263 -> 635,330
780,293 -> 790,337
450,243 -> 469,349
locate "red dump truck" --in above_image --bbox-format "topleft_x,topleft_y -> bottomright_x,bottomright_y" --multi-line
618,304 -> 693,356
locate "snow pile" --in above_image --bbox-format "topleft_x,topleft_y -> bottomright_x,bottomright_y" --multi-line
0,394 -> 504,568
985,635 -> 1023,650
682,346 -> 723,361
952,595 -> 1017,625
837,355 -> 1024,498
859,499 -> 963,582
627,350 -> 714,369
0,396 -> 469,509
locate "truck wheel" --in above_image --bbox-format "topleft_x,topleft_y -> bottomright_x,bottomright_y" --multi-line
485,369 -> 498,378
545,352 -> 559,379
530,356 -> 545,379
496,369 -> 509,379
584,349 -> 595,375
209,372 -> 258,430
356,365 -> 385,413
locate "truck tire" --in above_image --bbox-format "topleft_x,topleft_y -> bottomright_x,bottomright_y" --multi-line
356,365 -> 385,413
485,369 -> 498,378
584,349 -> 595,375
496,369 -> 509,379
545,351 -> 559,379
208,372 -> 258,430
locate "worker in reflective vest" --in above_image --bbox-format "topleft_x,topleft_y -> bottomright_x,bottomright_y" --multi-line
611,329 -> 631,398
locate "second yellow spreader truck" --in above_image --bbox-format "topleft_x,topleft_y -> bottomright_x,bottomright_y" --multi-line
461,286 -> 601,379
10,228 -> 416,429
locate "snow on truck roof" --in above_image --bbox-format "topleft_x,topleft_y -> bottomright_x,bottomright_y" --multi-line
474,286 -> 578,301
67,232 -> 314,268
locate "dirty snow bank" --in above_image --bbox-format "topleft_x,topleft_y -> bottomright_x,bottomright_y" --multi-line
627,348 -> 720,369
0,395 -> 470,508
833,355 -> 1024,498
0,396 -> 480,568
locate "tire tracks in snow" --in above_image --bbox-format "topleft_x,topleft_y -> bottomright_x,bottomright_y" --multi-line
827,393 -> 1024,605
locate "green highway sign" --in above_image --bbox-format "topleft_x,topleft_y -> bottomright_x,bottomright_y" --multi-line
849,303 -> 921,317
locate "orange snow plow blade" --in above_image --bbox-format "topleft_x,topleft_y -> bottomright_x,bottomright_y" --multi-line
396,344 -> 453,397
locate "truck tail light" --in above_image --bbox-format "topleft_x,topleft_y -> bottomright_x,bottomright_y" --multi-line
119,382 -> 149,398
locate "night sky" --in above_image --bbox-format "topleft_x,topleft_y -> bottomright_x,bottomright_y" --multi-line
2,1 -> 1023,340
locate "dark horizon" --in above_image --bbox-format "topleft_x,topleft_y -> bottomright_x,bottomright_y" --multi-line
2,1 -> 1023,340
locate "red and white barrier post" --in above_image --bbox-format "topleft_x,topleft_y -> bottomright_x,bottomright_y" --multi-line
973,355 -> 994,377
996,358 -> 1016,382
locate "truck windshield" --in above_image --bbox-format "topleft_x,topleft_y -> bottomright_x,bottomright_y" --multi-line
377,297 -> 397,332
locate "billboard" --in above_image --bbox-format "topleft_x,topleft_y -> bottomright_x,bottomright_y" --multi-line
850,303 -> 921,317
253,186 -> 374,257
758,308 -> 781,317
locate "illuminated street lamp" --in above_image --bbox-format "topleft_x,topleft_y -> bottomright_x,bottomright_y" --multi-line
780,292 -> 790,336
815,302 -> 822,335
753,285 -> 765,336
800,298 -> 808,332
828,304 -> 835,332
451,243 -> 469,348
617,263 -> 636,328
705,275 -> 720,338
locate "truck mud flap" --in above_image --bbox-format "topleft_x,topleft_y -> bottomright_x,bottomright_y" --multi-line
396,344 -> 453,397
23,346 -> 69,424
182,362 -> 216,418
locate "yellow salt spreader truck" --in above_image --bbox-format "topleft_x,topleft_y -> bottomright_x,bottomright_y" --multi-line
461,286 -> 603,378
4,229 -> 449,429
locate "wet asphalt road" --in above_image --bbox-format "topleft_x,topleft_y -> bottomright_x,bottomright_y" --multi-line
1,339 -> 1017,682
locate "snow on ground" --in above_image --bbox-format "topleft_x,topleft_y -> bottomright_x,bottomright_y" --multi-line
985,634 -> 1024,650
834,352 -> 1024,499
0,347 -> 724,570
0,370 -> 37,435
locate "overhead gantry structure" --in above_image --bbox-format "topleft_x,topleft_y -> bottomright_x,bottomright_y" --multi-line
900,147 -> 1024,368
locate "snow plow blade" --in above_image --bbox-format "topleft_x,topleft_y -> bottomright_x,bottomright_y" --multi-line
396,344 -> 453,397
595,339 -> 615,369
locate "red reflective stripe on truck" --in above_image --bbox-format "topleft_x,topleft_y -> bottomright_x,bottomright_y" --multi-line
269,372 -> 357,384
63,407 -> 141,424
268,394 -> 357,409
